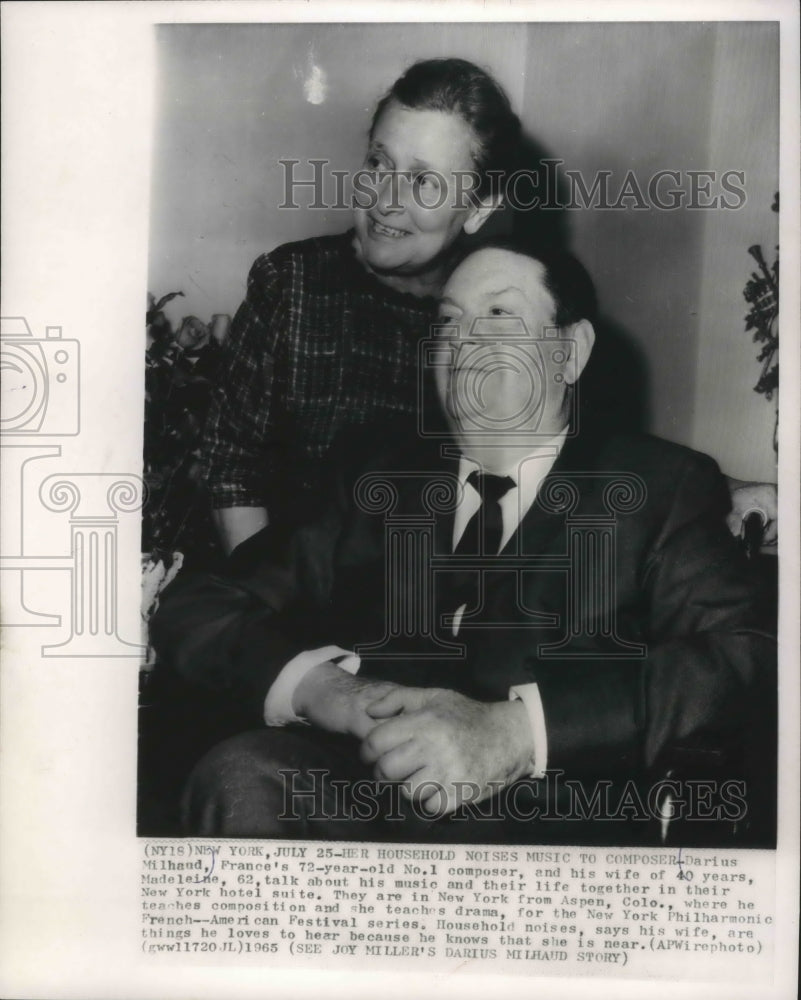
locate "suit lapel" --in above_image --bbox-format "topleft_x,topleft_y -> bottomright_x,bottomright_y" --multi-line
432,445 -> 463,554
392,430 -> 606,635
391,439 -> 462,555
501,427 -> 600,557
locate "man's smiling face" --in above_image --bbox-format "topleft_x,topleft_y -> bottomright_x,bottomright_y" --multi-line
435,247 -> 577,443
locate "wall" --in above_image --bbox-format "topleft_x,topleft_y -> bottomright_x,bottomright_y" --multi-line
149,23 -> 528,318
691,24 -> 779,482
149,22 -> 779,481
518,21 -> 778,475
519,23 -> 717,446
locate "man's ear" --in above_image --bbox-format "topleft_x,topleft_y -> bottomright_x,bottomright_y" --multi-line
564,319 -> 595,384
463,193 -> 503,235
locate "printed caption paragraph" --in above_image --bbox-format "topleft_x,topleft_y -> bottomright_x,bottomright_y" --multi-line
139,842 -> 775,980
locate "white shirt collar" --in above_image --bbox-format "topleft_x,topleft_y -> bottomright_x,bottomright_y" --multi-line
453,428 -> 569,552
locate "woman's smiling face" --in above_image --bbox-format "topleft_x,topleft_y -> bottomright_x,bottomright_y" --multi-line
353,100 -> 488,280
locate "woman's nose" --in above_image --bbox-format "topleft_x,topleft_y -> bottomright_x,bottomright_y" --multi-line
376,171 -> 411,214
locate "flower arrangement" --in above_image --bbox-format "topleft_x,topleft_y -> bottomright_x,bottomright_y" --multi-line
141,293 -> 229,649
743,194 -> 779,404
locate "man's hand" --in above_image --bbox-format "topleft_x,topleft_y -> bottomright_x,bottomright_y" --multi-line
360,687 -> 534,815
292,662 -> 400,740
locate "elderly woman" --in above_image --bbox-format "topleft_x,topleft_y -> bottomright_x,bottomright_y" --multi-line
202,56 -> 777,555
203,58 -> 520,552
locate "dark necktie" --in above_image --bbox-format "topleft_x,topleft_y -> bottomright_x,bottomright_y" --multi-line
454,470 -> 517,556
444,471 -> 517,633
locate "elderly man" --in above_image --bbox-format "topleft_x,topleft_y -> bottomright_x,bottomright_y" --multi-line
152,240 -> 774,844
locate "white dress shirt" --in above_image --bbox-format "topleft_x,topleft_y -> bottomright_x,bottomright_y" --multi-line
263,429 -> 569,778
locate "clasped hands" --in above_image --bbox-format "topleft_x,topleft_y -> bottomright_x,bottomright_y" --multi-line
293,662 -> 534,815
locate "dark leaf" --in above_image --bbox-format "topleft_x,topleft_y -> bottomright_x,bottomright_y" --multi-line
152,290 -> 185,314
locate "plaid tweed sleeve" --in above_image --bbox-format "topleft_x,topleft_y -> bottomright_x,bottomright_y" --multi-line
202,252 -> 285,508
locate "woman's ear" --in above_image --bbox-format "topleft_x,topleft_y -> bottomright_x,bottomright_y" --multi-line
463,193 -> 504,235
563,319 -> 596,384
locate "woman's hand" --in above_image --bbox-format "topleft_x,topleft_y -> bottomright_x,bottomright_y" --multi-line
292,661 -> 400,741
213,506 -> 269,554
725,479 -> 778,546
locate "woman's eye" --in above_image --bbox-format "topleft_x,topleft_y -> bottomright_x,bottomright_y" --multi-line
414,172 -> 443,200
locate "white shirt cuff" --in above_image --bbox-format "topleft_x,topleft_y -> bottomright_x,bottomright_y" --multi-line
263,645 -> 361,726
509,682 -> 547,778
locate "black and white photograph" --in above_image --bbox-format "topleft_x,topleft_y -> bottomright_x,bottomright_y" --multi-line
1,3 -> 799,999
140,21 -> 779,848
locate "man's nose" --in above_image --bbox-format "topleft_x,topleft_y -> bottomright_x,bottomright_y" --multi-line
451,315 -> 498,350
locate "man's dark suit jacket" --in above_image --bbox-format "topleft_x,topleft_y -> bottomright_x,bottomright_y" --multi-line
152,426 -> 775,814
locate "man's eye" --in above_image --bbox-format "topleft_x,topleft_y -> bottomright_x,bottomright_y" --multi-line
365,153 -> 389,171
489,306 -> 511,317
